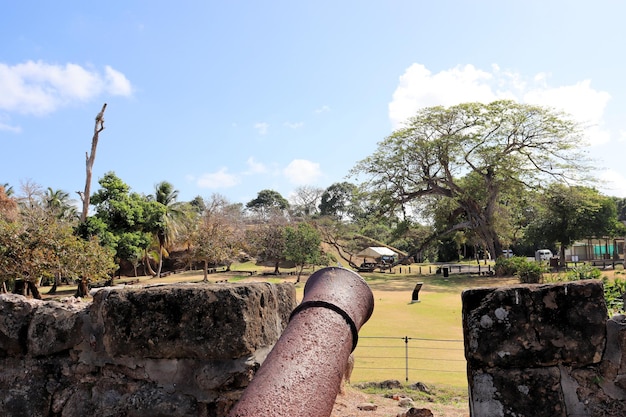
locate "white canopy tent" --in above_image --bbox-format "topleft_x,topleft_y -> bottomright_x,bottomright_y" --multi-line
356,247 -> 397,259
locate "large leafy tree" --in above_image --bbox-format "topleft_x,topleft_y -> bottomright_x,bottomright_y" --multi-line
246,189 -> 289,218
85,172 -> 164,276
352,100 -> 589,259
319,182 -> 359,220
0,208 -> 115,298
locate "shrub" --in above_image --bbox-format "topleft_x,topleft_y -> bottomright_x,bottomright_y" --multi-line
495,256 -> 537,276
516,260 -> 545,284
494,256 -> 517,276
603,277 -> 626,316
565,264 -> 602,281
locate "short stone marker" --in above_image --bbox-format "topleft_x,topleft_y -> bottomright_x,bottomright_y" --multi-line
411,282 -> 423,303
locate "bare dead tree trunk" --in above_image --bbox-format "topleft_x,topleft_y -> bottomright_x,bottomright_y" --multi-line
78,103 -> 107,222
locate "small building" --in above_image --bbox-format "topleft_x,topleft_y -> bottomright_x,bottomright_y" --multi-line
563,237 -> 625,262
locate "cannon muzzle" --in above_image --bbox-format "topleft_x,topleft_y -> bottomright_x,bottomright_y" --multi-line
229,267 -> 374,417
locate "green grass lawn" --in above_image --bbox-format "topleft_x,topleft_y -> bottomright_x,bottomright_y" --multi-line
349,273 -> 517,389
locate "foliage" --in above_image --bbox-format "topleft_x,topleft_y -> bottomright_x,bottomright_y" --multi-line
526,184 -> 621,264
565,264 -> 602,281
0,210 -> 116,297
614,197 -> 626,222
151,181 -> 187,277
352,100 -> 589,261
494,256 -> 532,277
516,260 -> 546,284
603,277 -> 626,315
319,182 -> 358,220
246,211 -> 288,273
86,172 -> 166,274
246,189 -> 289,217
283,222 -> 322,281
0,185 -> 18,221
191,195 -> 244,281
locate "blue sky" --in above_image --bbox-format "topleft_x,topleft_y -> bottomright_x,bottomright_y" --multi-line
2,1 -> 625,208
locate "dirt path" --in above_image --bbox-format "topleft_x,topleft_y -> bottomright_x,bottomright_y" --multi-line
332,387 -> 469,417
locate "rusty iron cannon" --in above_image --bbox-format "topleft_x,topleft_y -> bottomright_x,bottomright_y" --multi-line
228,267 -> 374,417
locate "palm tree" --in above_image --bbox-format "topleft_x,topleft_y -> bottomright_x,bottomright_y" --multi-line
2,183 -> 14,196
153,181 -> 184,277
45,188 -> 77,220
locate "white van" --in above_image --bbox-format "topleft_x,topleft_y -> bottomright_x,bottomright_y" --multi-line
535,249 -> 553,261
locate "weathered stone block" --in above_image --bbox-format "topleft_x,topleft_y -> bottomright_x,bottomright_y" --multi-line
28,298 -> 88,356
463,280 -> 607,368
0,294 -> 42,356
91,282 -> 296,360
469,367 -> 566,417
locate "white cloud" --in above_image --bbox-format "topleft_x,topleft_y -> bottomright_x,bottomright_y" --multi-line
283,121 -> 304,129
196,168 -> 240,189
0,60 -> 133,116
245,157 -> 268,174
283,159 -> 322,185
105,66 -> 133,96
315,105 -> 331,114
388,63 -> 612,146
254,122 -> 269,135
0,123 -> 21,133
599,169 -> 626,198
389,64 -> 501,128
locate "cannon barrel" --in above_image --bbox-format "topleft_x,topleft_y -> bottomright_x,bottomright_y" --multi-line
228,267 -> 374,417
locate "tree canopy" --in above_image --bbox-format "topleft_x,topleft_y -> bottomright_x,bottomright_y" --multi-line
526,184 -> 623,264
352,100 -> 590,259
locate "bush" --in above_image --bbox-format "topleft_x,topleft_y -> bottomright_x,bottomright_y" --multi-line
495,256 -> 545,283
495,256 -> 531,276
565,264 -> 602,281
516,260 -> 545,284
603,277 -> 626,315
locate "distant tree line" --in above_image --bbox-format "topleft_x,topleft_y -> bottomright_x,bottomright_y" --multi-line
2,100 -> 626,298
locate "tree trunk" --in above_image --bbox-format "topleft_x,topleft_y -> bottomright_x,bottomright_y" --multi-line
296,264 -> 305,283
1,281 -> 6,293
48,272 -> 60,294
13,280 -> 25,295
273,261 -> 280,275
79,103 -> 107,222
144,250 -> 157,277
27,281 -> 42,300
156,244 -> 164,278
74,279 -> 89,298
203,260 -> 209,282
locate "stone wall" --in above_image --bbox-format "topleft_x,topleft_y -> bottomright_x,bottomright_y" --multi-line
0,282 -> 296,417
463,279 -> 626,417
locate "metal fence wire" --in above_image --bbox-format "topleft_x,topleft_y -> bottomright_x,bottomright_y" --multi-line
353,336 -> 466,382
